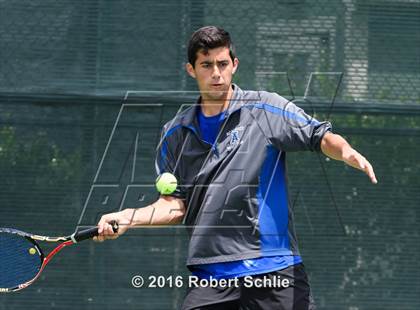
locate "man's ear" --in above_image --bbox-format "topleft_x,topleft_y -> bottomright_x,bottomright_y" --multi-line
185,63 -> 196,79
232,58 -> 239,75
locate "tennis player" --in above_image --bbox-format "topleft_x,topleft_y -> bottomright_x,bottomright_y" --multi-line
96,26 -> 377,309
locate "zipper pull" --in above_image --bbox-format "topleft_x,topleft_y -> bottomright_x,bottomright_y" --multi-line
211,144 -> 219,157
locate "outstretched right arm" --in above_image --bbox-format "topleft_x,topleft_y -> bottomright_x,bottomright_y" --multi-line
94,195 -> 185,242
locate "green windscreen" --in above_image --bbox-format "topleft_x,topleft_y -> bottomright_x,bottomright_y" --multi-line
0,1 -> 419,309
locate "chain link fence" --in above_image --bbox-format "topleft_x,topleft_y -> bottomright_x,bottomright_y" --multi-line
0,1 -> 419,309
0,0 -> 419,103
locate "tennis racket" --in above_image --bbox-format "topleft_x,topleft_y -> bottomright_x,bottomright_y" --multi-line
0,222 -> 118,293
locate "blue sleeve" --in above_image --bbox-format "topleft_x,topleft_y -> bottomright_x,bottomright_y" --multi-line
155,124 -> 187,200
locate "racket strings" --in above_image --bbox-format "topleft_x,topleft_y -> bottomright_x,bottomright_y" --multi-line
0,232 -> 42,289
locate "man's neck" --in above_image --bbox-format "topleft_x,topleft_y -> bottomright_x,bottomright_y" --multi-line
200,85 -> 233,116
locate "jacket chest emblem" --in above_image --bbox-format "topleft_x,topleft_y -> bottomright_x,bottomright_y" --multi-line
226,126 -> 244,151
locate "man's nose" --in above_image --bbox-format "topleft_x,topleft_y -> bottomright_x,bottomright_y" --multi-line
211,65 -> 221,79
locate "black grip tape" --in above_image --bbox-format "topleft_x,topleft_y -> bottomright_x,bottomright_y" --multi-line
73,221 -> 118,242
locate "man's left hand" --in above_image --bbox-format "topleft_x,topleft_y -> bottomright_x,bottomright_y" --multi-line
342,146 -> 378,184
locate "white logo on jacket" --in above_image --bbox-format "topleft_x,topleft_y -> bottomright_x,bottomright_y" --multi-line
226,126 -> 244,151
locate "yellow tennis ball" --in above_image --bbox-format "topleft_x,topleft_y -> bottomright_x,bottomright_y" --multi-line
29,248 -> 36,255
156,173 -> 177,195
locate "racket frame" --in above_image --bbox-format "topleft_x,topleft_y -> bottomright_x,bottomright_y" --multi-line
0,226 -> 104,293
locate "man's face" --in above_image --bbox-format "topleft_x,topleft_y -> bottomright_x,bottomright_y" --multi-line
186,46 -> 239,101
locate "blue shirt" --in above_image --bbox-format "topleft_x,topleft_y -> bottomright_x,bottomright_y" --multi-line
197,106 -> 225,145
195,105 -> 302,279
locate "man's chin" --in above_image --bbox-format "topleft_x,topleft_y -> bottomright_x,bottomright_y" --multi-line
205,89 -> 229,100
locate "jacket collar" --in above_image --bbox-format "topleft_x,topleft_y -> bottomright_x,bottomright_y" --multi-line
180,84 -> 246,128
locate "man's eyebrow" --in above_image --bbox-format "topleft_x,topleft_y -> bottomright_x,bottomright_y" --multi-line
199,60 -> 230,65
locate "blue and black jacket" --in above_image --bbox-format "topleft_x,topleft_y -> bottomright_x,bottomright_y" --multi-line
156,84 -> 332,267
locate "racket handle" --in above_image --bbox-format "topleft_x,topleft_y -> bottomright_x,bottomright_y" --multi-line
72,221 -> 119,243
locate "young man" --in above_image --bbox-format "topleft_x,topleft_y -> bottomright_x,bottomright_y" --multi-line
96,26 -> 377,309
